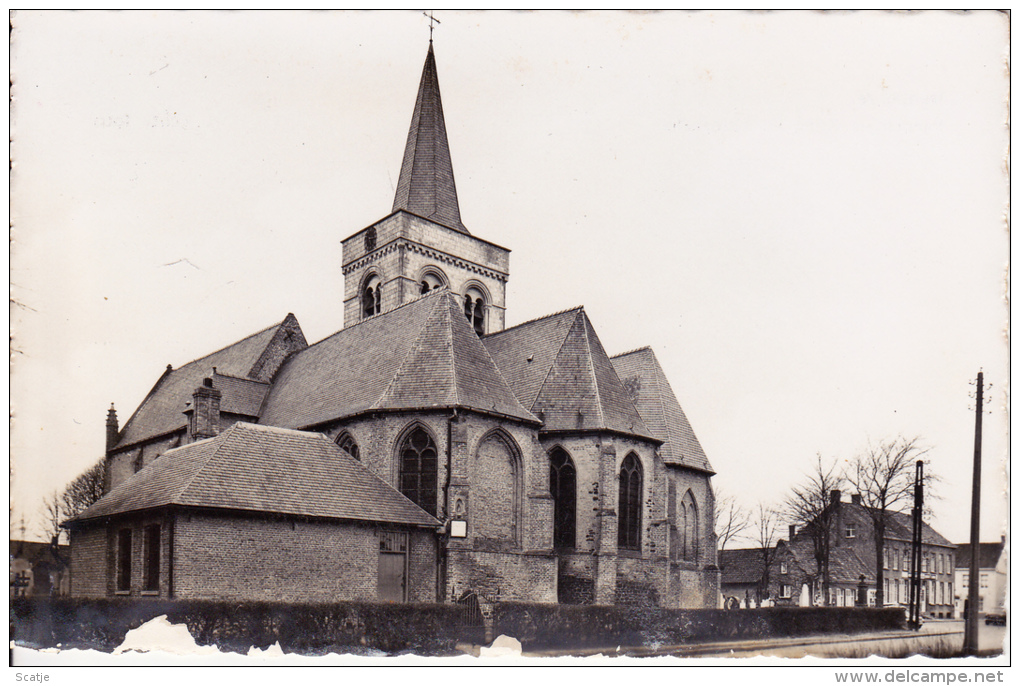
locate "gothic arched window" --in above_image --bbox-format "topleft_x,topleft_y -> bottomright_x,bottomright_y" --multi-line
398,426 -> 438,517
682,490 -> 699,562
618,452 -> 643,551
335,432 -> 360,461
463,287 -> 486,335
362,275 -> 381,319
364,226 -> 377,252
549,447 -> 577,549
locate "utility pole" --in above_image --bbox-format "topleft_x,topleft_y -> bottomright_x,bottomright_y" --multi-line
963,370 -> 984,655
907,460 -> 924,629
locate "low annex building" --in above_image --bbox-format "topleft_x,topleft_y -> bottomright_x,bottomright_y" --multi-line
66,41 -> 719,608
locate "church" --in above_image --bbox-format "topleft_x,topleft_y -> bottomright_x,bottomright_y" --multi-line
65,40 -> 719,608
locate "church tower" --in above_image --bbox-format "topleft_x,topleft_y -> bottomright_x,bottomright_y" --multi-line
341,43 -> 509,334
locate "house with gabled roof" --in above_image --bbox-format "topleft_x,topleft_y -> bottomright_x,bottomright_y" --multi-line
67,41 -> 718,608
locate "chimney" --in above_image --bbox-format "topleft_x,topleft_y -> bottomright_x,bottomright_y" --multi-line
105,403 -> 119,455
789,524 -> 797,540
184,377 -> 221,441
830,489 -> 842,505
851,493 -> 861,505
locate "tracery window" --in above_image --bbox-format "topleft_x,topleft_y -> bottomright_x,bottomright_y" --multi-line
617,453 -> 643,551
398,426 -> 438,517
549,447 -> 576,549
362,275 -> 381,319
335,432 -> 360,460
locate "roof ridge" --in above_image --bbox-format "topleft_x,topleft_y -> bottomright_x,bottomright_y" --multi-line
169,424 -> 238,504
374,293 -> 447,408
445,299 -> 461,407
579,313 -> 607,430
611,345 -> 653,360
173,317 -> 287,372
213,370 -> 271,385
487,305 -> 585,339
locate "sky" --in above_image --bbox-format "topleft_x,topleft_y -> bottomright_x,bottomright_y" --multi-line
10,10 -> 1010,546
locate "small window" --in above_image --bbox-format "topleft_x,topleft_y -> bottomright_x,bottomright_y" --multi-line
845,524 -> 856,539
884,548 -> 889,569
132,447 -> 144,473
362,275 -> 382,319
419,270 -> 445,295
116,529 -> 132,592
143,524 -> 160,592
780,562 -> 788,575
364,227 -> 377,252
780,584 -> 792,599
463,287 -> 486,335
335,432 -> 360,461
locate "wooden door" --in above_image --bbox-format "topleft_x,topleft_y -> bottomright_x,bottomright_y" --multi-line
378,532 -> 408,602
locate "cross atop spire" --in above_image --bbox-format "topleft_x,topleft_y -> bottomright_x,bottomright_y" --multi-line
392,42 -> 468,234
423,11 -> 440,43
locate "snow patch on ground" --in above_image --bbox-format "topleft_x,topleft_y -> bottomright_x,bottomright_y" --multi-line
113,615 -> 219,656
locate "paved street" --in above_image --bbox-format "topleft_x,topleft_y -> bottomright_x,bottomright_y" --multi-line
520,619 -> 1008,659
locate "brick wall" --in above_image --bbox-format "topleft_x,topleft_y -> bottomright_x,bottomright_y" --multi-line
69,526 -> 108,598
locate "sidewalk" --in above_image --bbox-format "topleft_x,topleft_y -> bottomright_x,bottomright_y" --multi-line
516,623 -> 966,658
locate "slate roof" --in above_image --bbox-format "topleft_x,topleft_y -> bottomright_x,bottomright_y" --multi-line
392,43 -> 467,234
785,538 -> 876,584
213,371 -> 270,417
719,548 -> 767,585
113,315 -> 303,450
954,541 -> 1004,569
69,423 -> 440,528
842,503 -> 955,548
611,346 -> 713,473
259,290 -> 537,429
483,308 -> 655,440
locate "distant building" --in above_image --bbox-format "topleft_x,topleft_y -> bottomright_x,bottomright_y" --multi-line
720,491 -> 955,616
9,540 -> 70,597
954,537 -> 1007,619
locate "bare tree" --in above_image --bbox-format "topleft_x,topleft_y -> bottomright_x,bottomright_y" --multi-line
60,458 -> 107,522
714,488 -> 752,551
39,458 -> 107,545
785,454 -> 845,606
845,436 -> 932,607
752,502 -> 781,605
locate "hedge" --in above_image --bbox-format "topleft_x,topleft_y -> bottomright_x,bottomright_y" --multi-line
11,598 -> 905,656
490,604 -> 908,651
10,597 -> 475,655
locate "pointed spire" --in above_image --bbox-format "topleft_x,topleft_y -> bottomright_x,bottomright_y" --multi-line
392,43 -> 469,234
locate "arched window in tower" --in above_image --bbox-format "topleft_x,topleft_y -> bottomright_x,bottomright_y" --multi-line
335,432 -> 360,461
398,426 -> 438,517
549,447 -> 577,549
682,490 -> 699,562
419,270 -> 446,295
362,275 -> 381,319
618,453 -> 643,551
364,226 -> 376,252
463,287 -> 486,335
